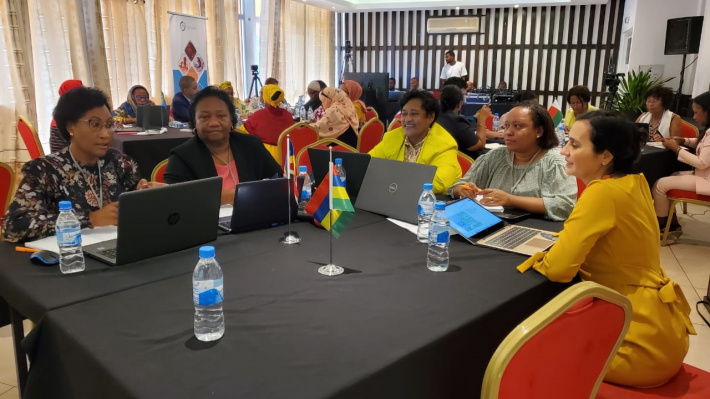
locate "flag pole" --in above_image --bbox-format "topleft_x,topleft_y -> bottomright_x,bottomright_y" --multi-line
319,146 -> 343,276
280,133 -> 300,244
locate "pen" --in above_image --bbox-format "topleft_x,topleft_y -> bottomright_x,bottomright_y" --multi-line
15,246 -> 39,253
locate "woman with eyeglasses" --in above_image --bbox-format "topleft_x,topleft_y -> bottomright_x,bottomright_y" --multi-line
310,87 -> 360,148
636,86 -> 682,141
3,87 -> 161,242
113,85 -> 154,125
564,85 -> 597,130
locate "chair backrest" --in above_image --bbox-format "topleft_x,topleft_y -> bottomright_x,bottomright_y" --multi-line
358,119 -> 385,153
276,122 -> 319,167
387,119 -> 402,131
485,115 -> 494,131
680,119 -> 699,139
364,106 -> 378,122
482,281 -> 632,399
296,138 -> 357,173
18,116 -> 44,159
0,161 -> 15,215
456,152 -> 474,175
151,159 -> 168,183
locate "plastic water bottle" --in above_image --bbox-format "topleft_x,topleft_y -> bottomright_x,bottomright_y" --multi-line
416,183 -> 436,243
427,202 -> 450,272
492,113 -> 501,132
193,246 -> 225,342
334,158 -> 346,187
55,201 -> 85,274
557,121 -> 566,148
299,105 -> 307,121
298,165 -> 312,215
307,107 -> 314,122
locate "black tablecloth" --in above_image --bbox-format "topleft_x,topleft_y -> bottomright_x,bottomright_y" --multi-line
635,145 -> 692,189
22,213 -> 567,399
111,128 -> 192,178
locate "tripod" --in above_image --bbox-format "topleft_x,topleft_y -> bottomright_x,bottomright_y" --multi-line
339,49 -> 354,84
248,71 -> 263,99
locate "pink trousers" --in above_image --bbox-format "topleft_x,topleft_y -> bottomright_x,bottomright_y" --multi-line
653,172 -> 696,217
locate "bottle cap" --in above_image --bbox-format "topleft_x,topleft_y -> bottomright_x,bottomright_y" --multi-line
299,165 -> 307,172
335,158 -> 343,164
199,246 -> 215,258
58,201 -> 72,211
494,113 -> 500,117
435,201 -> 446,210
423,183 -> 433,190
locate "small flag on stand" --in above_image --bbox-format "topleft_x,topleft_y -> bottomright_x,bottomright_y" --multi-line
305,164 -> 354,238
161,91 -> 168,108
284,136 -> 298,198
548,99 -> 564,127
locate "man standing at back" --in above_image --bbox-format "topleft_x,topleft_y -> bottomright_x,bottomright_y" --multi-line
439,50 -> 467,85
172,76 -> 199,123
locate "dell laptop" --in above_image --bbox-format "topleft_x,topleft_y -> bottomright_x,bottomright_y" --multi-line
309,149 -> 371,203
83,177 -> 222,265
137,105 -> 170,130
218,178 -> 298,233
355,158 -> 436,224
446,198 -> 557,256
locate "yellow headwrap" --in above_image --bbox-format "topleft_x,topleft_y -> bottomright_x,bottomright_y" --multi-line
262,84 -> 285,108
218,81 -> 233,90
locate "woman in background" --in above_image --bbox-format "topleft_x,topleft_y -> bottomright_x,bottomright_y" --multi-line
564,85 -> 597,129
243,84 -> 296,162
218,81 -> 249,119
340,80 -> 367,125
310,87 -> 360,149
49,79 -> 83,153
636,86 -> 682,141
113,85 -> 154,125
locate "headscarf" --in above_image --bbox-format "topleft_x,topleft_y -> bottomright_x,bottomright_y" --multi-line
262,84 -> 285,108
340,80 -> 367,122
312,87 -> 359,139
51,80 -> 83,127
114,85 -> 154,120
218,81 -> 233,91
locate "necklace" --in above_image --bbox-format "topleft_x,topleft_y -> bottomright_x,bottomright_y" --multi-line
209,147 -> 237,186
69,147 -> 103,209
510,148 -> 542,193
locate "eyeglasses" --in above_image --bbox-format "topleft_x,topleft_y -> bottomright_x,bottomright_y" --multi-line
646,98 -> 661,104
78,118 -> 115,132
134,95 -> 149,101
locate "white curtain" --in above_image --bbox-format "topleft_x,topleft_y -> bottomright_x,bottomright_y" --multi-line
692,0 -> 710,97
205,0 -> 245,99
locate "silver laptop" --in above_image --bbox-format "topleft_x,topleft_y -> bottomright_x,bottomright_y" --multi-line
83,177 -> 222,265
446,198 -> 557,256
218,178 -> 297,233
355,158 -> 436,224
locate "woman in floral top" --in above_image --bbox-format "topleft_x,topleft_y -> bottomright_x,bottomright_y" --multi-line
2,87 -> 161,243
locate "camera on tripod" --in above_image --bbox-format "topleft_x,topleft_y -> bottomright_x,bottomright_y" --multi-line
251,65 -> 259,76
345,40 -> 352,55
603,72 -> 624,91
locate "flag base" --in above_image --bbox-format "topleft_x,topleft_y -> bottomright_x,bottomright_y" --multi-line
318,264 -> 344,276
280,231 -> 301,245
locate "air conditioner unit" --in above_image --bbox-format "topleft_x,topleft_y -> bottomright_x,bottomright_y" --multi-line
427,17 -> 481,34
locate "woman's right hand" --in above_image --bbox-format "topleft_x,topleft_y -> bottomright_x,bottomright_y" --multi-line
89,202 -> 119,227
452,183 -> 481,199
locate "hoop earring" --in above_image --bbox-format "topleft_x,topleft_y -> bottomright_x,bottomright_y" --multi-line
192,128 -> 197,136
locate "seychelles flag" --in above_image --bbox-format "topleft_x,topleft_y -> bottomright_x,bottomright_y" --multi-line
305,164 -> 354,238
548,99 -> 563,127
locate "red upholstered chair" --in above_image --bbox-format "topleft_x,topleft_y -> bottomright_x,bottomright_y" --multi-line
296,139 -> 357,174
1,161 -> 15,215
364,106 -> 378,122
661,189 -> 710,245
151,159 -> 168,183
276,122 -> 319,167
680,120 -> 699,139
485,115 -> 494,131
457,152 -> 474,175
357,119 -> 384,153
18,116 -> 44,159
596,364 -> 710,398
482,281 -> 632,399
577,178 -> 587,199
431,90 -> 440,99
387,119 -> 402,131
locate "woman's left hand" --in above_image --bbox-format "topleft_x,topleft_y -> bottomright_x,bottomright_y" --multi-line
479,188 -> 511,207
661,137 -> 680,152
136,179 -> 166,190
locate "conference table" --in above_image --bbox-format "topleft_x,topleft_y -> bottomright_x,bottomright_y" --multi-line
635,144 -> 693,189
0,210 -> 568,398
111,127 -> 193,178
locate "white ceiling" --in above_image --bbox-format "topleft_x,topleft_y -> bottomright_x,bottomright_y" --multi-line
304,0 -> 608,12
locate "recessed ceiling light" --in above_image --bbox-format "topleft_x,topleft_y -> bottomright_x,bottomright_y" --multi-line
514,4 -> 519,8
455,6 -> 459,10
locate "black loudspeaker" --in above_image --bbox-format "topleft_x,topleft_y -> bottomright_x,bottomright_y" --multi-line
665,16 -> 704,55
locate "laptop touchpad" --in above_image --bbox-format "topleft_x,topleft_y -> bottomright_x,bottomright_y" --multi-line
525,238 -> 554,249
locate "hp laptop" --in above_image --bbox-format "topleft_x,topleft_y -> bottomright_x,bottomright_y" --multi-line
355,158 -> 436,224
446,198 -> 557,256
309,149 -> 371,203
83,177 -> 222,265
137,105 -> 170,129
218,178 -> 298,233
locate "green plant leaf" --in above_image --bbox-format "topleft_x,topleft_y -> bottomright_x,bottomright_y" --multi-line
610,69 -> 674,115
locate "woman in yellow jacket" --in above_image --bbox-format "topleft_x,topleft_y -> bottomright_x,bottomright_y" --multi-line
518,110 -> 695,388
368,90 -> 461,194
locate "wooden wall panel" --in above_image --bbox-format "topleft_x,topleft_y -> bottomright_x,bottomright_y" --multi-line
336,0 -> 625,110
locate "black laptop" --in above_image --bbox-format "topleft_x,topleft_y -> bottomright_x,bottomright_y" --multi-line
218,178 -> 298,233
137,105 -> 170,129
309,149 -> 371,203
83,177 -> 222,265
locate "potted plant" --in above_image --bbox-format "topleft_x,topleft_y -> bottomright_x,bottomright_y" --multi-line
611,69 -> 673,121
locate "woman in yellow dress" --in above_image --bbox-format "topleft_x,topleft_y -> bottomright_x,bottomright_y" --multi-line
518,110 -> 695,388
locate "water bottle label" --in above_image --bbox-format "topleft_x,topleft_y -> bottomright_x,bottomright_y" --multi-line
57,228 -> 81,246
418,204 -> 433,216
301,189 -> 311,200
193,279 -> 224,306
429,230 -> 449,243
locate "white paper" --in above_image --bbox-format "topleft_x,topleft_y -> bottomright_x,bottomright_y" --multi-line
475,194 -> 504,212
219,204 -> 233,218
386,218 -> 458,236
485,142 -> 504,149
26,226 -> 118,253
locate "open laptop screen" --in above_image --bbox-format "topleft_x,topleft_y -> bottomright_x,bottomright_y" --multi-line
446,198 -> 503,238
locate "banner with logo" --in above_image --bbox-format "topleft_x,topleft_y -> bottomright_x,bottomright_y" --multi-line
168,12 -> 209,95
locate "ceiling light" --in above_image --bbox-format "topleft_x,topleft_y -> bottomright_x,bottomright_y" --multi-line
455,6 -> 460,10
514,4 -> 519,8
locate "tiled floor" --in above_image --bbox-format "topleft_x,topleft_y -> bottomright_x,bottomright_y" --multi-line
0,205 -> 708,395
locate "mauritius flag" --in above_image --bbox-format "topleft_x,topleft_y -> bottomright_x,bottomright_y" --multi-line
548,99 -> 564,127
304,164 -> 354,238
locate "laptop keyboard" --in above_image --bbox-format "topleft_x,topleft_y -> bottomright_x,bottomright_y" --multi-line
98,247 -> 117,259
485,226 -> 538,250
218,221 -> 232,232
